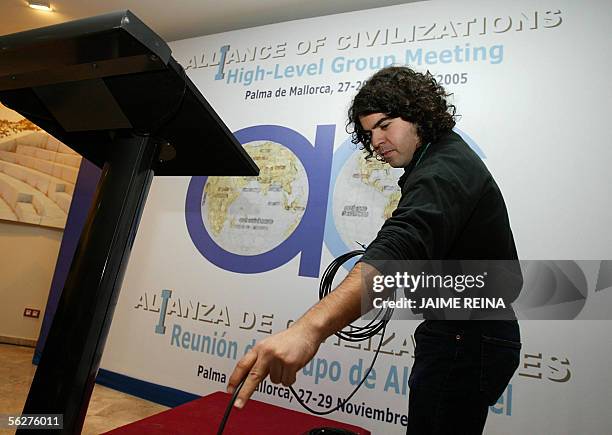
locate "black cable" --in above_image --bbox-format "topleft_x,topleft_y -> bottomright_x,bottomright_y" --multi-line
289,249 -> 393,415
217,377 -> 245,435
151,63 -> 188,133
134,62 -> 188,138
288,322 -> 387,415
218,248 -> 394,430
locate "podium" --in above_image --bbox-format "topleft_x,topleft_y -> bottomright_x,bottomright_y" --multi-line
0,11 -> 258,434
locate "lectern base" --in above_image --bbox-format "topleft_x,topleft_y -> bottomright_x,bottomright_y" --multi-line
19,135 -> 158,434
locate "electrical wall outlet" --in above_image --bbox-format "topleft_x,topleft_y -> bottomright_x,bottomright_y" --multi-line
23,308 -> 40,318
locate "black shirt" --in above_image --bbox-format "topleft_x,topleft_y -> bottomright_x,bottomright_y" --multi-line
361,130 -> 518,262
360,130 -> 521,322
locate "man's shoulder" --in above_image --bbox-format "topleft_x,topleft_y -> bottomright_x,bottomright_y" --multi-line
419,131 -> 489,176
434,131 -> 481,161
394,130 -> 492,199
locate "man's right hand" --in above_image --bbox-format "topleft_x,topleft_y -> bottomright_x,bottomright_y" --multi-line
226,262 -> 370,409
226,321 -> 322,408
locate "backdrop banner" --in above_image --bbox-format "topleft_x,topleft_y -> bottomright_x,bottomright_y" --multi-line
92,0 -> 611,433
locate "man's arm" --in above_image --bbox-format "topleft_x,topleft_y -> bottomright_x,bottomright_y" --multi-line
227,261 -> 377,408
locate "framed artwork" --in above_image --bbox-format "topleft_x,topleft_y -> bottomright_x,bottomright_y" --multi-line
0,103 -> 82,229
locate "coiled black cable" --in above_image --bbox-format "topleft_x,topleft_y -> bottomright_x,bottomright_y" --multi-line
289,248 -> 394,415
218,248 -> 394,432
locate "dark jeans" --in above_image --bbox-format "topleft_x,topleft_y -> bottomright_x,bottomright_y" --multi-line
406,320 -> 521,435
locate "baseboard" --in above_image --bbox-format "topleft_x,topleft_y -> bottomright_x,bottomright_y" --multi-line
96,369 -> 200,408
0,335 -> 36,347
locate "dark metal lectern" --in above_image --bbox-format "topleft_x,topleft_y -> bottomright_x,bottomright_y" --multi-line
0,11 -> 258,434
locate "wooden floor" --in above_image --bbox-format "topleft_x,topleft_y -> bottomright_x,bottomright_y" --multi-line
0,343 -> 168,434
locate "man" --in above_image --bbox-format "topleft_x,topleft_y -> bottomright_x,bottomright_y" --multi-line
227,66 -> 521,434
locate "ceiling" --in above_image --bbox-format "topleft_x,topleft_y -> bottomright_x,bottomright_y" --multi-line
2,0 -> 424,42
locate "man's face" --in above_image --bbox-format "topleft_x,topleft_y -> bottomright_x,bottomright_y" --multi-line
359,113 -> 422,168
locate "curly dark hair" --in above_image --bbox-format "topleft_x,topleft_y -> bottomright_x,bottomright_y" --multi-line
347,66 -> 457,159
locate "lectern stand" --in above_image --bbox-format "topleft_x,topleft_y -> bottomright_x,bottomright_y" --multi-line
0,11 -> 258,434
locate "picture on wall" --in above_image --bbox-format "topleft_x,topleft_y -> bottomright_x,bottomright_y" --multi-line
0,103 -> 82,229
